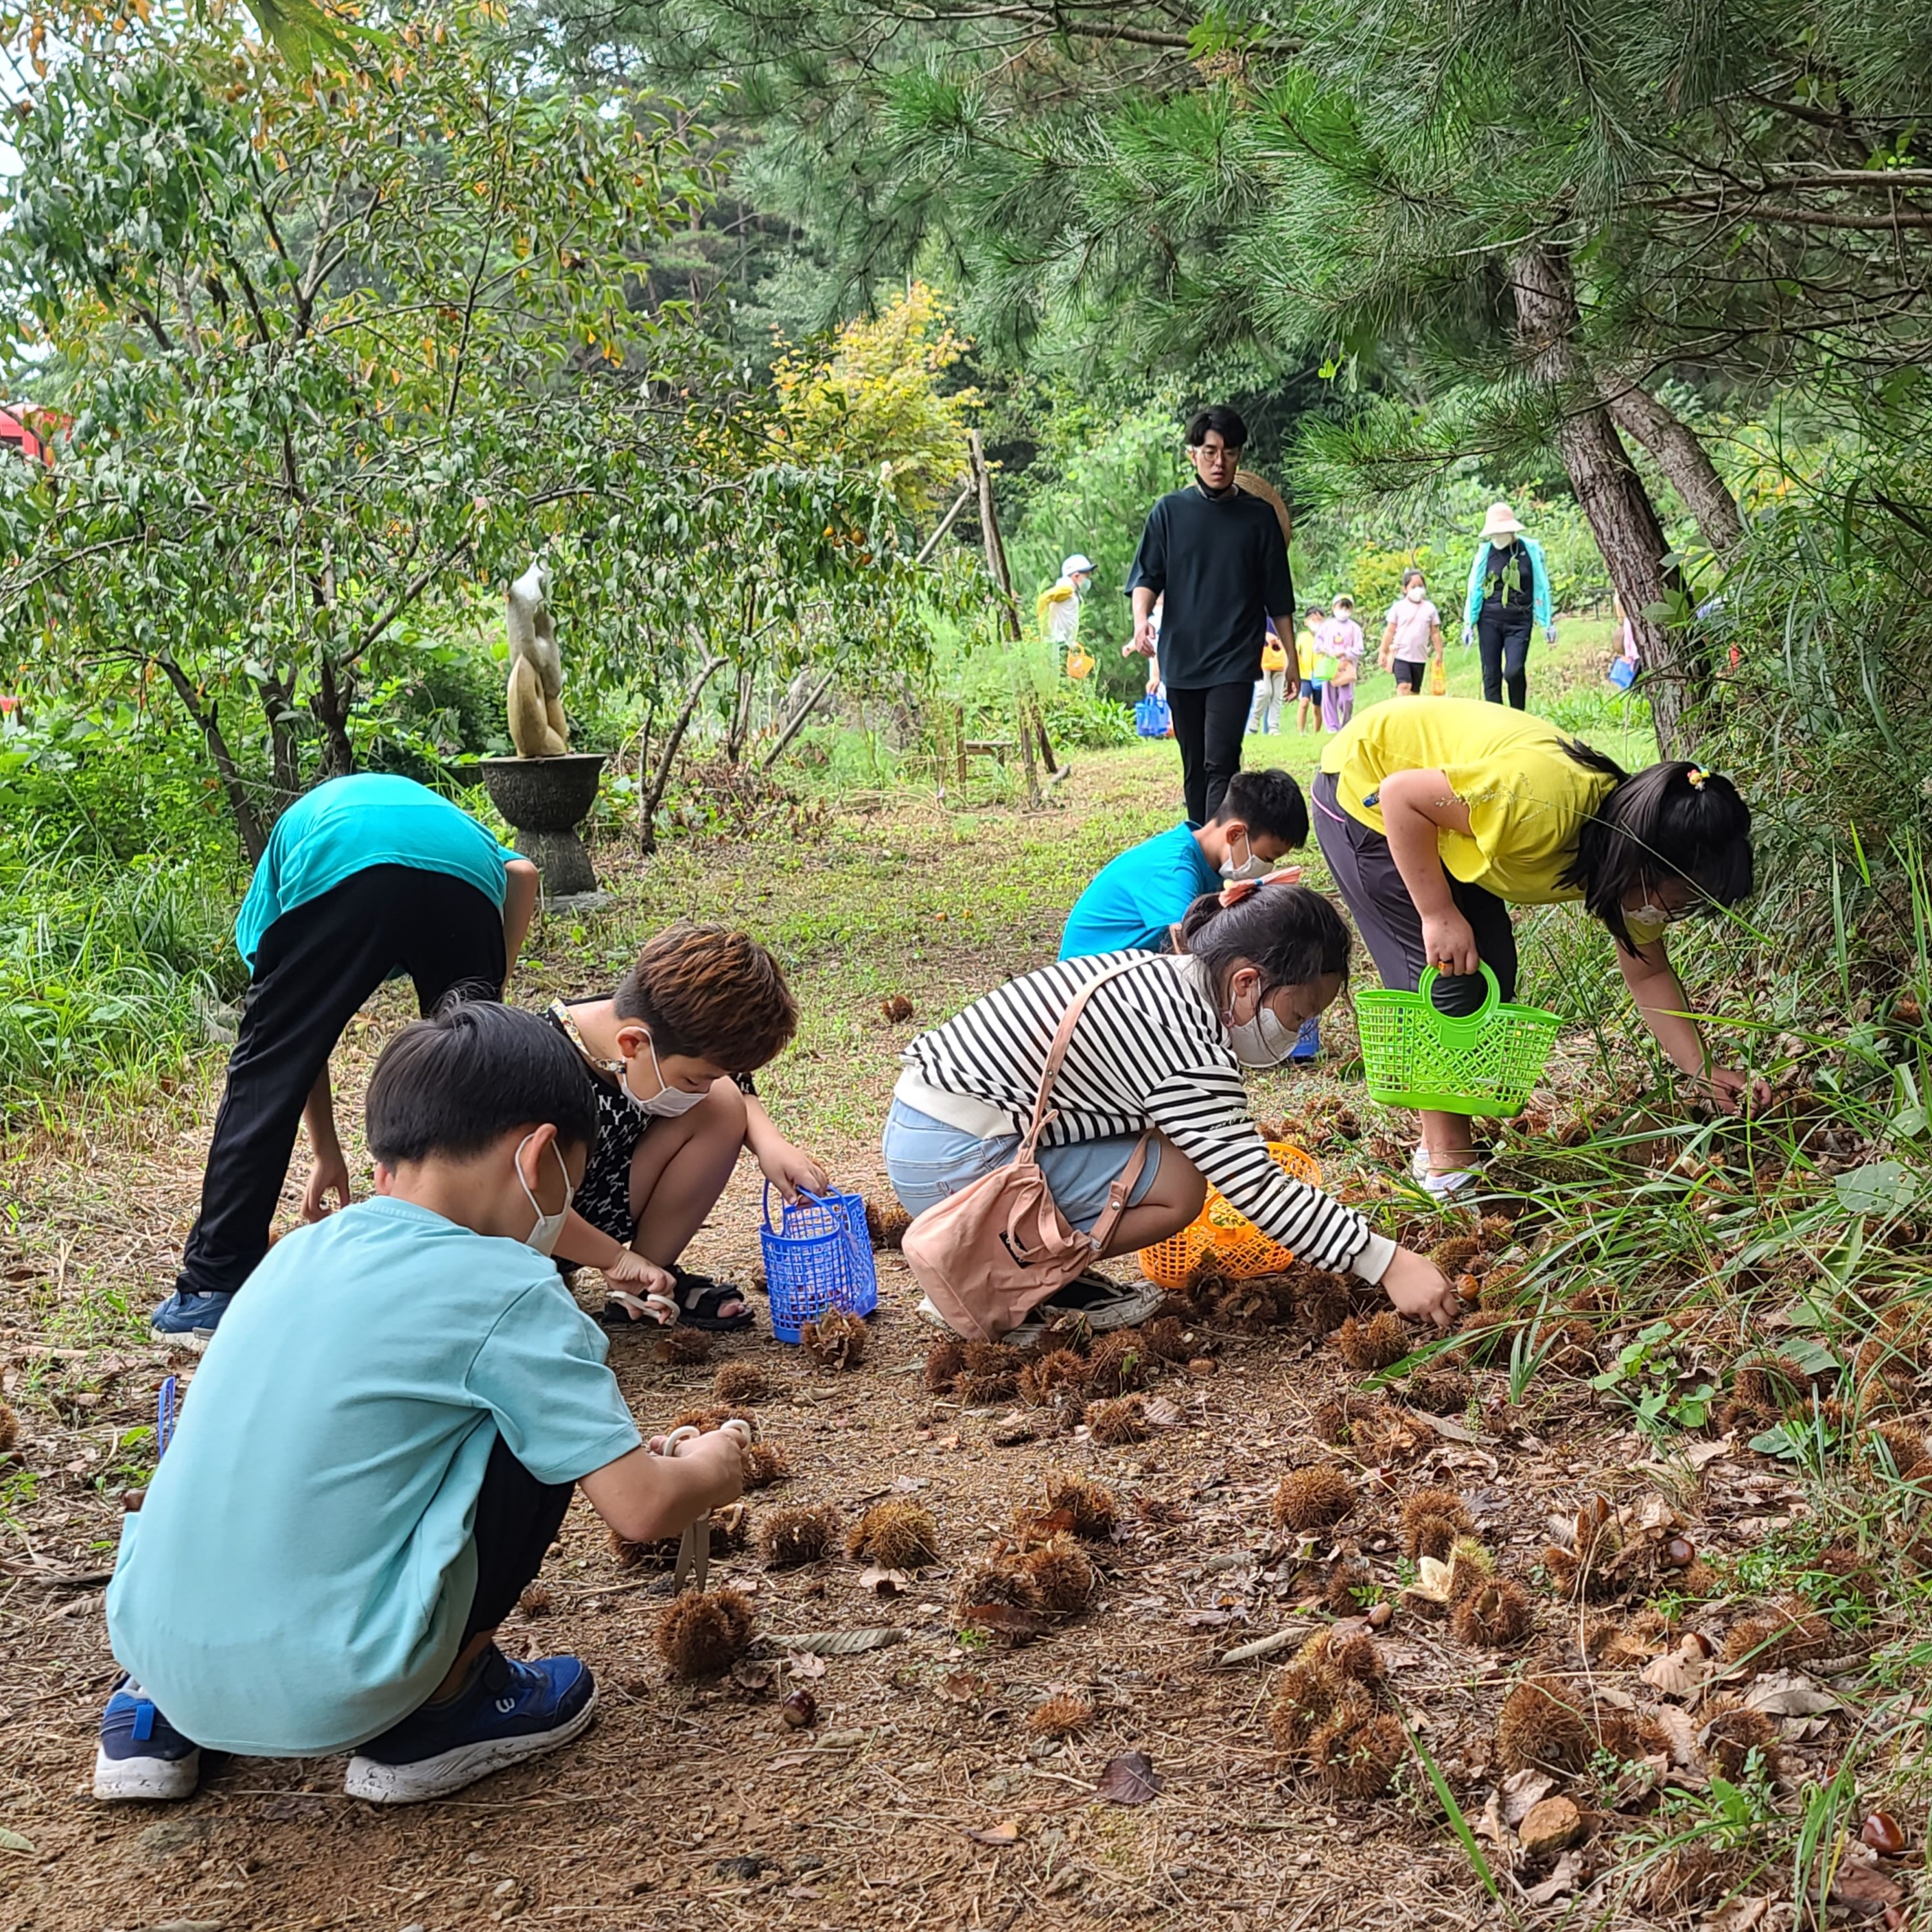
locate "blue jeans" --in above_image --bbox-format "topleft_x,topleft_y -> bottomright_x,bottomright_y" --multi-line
882,1099 -> 1161,1233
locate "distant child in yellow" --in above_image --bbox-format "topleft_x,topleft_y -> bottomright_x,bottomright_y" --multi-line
1294,603 -> 1325,734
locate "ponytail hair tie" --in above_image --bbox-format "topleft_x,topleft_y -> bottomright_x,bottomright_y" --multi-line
1686,766 -> 1708,791
1217,869 -> 1303,909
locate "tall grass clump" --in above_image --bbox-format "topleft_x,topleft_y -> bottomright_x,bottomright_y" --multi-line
0,843 -> 244,1118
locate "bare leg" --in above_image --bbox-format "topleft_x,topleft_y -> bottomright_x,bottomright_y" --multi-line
1420,1108 -> 1478,1174
1095,1135 -> 1208,1259
627,1080 -> 751,1316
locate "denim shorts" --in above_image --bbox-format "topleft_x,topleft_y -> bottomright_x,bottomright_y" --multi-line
882,1099 -> 1161,1233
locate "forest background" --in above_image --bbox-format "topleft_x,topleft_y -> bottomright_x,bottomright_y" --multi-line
0,0 -> 1928,1113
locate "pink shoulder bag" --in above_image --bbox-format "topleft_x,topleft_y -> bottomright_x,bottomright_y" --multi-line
900,958 -> 1152,1343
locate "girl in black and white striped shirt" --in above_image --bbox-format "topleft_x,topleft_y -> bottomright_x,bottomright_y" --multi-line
884,879 -> 1458,1335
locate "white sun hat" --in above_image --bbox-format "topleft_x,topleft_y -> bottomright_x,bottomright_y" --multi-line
1061,554 -> 1095,577
1480,502 -> 1524,539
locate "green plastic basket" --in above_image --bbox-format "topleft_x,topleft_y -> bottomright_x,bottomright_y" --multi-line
1355,964 -> 1561,1117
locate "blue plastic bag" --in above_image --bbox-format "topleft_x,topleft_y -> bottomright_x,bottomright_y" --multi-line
1607,657 -> 1638,691
1134,693 -> 1172,737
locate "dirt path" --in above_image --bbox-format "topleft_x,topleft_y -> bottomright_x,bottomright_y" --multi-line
1,743 -> 1920,1931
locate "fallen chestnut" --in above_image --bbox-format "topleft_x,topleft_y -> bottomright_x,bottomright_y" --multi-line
779,1688 -> 817,1730
1861,1811 -> 1907,1857
1366,1603 -> 1393,1629
1663,1536 -> 1697,1568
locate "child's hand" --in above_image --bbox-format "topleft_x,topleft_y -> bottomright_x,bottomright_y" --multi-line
1699,1066 -> 1771,1115
303,1149 -> 352,1222
760,1139 -> 830,1204
653,1424 -> 747,1504
603,1250 -> 677,1323
1379,1248 -> 1459,1329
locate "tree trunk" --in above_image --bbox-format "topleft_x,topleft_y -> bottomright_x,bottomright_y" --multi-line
1511,247 -> 1702,756
310,652 -> 357,780
156,655 -> 268,863
638,651 -> 727,855
968,429 -> 1050,801
1603,379 -> 1744,557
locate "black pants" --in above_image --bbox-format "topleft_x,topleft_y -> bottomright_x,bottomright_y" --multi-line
465,1433 -> 575,1640
176,865 -> 508,1300
1312,773 -> 1517,1012
1477,606 -> 1533,710
1167,682 -> 1253,822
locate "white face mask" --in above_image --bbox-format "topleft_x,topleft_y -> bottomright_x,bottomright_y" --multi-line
1218,830 -> 1271,883
1406,584 -> 1426,603
1628,898 -> 1694,931
620,1030 -> 710,1118
515,1135 -> 573,1256
1222,981 -> 1301,1067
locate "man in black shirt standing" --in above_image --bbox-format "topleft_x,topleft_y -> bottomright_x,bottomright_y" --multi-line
1126,407 -> 1295,822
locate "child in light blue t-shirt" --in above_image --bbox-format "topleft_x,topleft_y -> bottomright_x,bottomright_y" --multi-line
98,1001 -> 745,1806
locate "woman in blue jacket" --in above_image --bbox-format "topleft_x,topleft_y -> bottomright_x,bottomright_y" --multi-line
1460,502 -> 1555,710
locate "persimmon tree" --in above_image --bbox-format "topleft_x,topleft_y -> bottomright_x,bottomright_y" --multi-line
0,2 -> 718,859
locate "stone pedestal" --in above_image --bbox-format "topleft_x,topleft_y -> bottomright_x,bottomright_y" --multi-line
479,752 -> 607,901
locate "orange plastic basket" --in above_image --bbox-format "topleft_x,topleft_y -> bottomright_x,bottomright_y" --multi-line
1137,1143 -> 1324,1288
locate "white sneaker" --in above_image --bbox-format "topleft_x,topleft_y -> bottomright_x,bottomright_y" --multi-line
1421,1167 -> 1483,1200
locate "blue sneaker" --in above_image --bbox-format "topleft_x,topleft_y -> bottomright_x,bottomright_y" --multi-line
95,1676 -> 201,1802
1290,1016 -> 1321,1062
149,1290 -> 233,1347
344,1646 -> 597,1804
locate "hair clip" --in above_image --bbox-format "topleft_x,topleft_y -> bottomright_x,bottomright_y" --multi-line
1686,766 -> 1708,790
1218,872 -> 1299,909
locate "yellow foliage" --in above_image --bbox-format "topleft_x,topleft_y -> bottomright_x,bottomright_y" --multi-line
771,282 -> 979,520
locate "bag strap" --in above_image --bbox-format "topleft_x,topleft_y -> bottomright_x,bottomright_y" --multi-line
1083,1131 -> 1153,1255
1021,955 -> 1156,1154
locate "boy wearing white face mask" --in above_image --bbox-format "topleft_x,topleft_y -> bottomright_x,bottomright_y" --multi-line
545,923 -> 819,1332
97,1000 -> 745,1806
887,878 -> 1460,1339
1058,768 -> 1309,962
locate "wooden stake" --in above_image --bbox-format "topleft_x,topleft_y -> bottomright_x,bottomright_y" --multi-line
968,430 -> 1039,806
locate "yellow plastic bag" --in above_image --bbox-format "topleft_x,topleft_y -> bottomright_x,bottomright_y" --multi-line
1430,657 -> 1447,697
1065,648 -> 1094,680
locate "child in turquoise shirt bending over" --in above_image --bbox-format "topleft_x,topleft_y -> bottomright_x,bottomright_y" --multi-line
1057,769 -> 1323,1060
98,1001 -> 745,1806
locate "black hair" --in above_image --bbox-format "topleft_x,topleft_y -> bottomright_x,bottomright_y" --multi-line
1185,404 -> 1248,450
1211,768 -> 1310,849
366,997 -> 600,1167
1401,568 -> 1426,588
1176,882 -> 1351,998
1558,747 -> 1755,951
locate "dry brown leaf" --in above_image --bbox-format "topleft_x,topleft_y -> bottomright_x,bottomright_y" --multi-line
1649,1704 -> 1696,1765
857,1566 -> 916,1596
1142,1396 -> 1187,1428
1829,1859 -> 1903,1922
961,1603 -> 1047,1644
966,1819 -> 1021,1846
1500,1769 -> 1557,1826
1642,1640 -> 1717,1700
1741,1671 -> 1843,1717
1522,1851 -> 1582,1905
1094,1751 -> 1163,1805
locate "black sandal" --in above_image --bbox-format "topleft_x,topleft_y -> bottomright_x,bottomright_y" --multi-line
667,1267 -> 757,1333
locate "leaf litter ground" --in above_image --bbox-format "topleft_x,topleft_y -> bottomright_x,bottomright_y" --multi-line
2,741 -> 1929,1931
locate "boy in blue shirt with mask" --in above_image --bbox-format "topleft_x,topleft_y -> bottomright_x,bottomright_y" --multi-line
98,1001 -> 746,1806
1058,769 -> 1323,1057
1058,769 -> 1308,959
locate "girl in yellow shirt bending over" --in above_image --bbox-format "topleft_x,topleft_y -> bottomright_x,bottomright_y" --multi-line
1313,699 -> 1759,1197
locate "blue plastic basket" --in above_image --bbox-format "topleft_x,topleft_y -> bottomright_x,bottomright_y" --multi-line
760,1186 -> 879,1343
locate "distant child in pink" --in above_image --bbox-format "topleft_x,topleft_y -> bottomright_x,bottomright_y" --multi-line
1318,597 -> 1365,732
